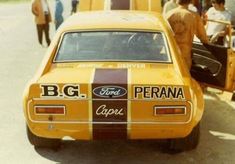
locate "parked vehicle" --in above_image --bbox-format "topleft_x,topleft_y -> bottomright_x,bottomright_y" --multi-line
23,1 -> 235,152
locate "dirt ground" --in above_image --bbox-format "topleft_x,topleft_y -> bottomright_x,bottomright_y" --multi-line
0,1 -> 234,164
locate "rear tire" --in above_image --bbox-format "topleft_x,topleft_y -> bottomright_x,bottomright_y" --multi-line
168,123 -> 200,152
26,125 -> 61,149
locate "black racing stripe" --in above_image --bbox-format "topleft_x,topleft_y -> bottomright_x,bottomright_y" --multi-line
92,69 -> 128,140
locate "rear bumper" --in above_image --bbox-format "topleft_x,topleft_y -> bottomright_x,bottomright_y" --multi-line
27,121 -> 194,140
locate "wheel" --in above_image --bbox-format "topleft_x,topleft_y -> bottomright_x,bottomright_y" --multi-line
168,123 -> 200,152
26,125 -> 61,149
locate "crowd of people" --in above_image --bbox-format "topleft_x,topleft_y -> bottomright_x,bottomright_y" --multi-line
165,0 -> 208,69
30,0 -> 234,99
31,0 -> 79,47
163,0 -> 232,68
31,0 -> 233,57
163,0 -> 234,99
31,0 -> 233,51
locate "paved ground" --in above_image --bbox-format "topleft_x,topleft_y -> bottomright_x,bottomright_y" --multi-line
0,1 -> 234,164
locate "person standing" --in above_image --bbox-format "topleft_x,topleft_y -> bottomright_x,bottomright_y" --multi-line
32,0 -> 52,46
162,0 -> 178,17
205,0 -> 232,45
166,0 -> 208,69
54,0 -> 64,30
71,0 -> 79,14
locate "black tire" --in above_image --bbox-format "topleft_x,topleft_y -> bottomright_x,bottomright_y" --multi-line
168,123 -> 200,152
26,125 -> 61,149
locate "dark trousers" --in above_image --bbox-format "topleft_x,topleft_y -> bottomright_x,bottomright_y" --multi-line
36,14 -> 51,46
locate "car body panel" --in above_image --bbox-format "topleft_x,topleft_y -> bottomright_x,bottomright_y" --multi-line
60,11 -> 164,32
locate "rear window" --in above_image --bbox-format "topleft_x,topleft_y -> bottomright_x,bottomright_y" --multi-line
54,31 -> 171,62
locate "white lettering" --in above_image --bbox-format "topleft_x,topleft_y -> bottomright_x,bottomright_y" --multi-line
99,88 -> 121,96
117,63 -> 145,69
77,64 -> 104,68
96,105 -> 124,117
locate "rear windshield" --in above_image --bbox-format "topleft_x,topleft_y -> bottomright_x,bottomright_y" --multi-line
54,31 -> 171,62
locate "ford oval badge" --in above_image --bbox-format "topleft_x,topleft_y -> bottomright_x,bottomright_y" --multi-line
93,86 -> 127,98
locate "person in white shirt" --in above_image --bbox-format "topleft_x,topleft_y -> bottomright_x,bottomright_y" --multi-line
162,0 -> 178,17
188,3 -> 198,12
205,0 -> 232,45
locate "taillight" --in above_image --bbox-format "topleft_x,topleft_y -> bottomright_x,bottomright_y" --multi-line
34,106 -> 65,115
154,106 -> 186,115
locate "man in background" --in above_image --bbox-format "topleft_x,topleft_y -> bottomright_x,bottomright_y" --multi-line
162,0 -> 178,17
205,0 -> 232,45
54,0 -> 64,30
166,0 -> 208,69
32,0 -> 52,47
71,0 -> 79,14
188,0 -> 198,12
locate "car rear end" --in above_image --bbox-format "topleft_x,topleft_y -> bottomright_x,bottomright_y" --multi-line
25,63 -> 196,140
23,11 -> 204,151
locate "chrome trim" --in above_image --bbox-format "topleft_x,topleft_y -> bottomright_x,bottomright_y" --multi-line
31,97 -> 189,102
192,47 -> 211,54
89,68 -> 95,139
192,53 -> 222,77
53,60 -> 172,64
127,69 -> 132,138
92,85 -> 127,98
52,30 -> 172,63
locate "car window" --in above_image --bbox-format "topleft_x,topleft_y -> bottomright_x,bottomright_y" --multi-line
55,31 -> 171,62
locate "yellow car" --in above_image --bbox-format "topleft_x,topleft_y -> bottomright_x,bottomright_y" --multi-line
23,10 -> 235,152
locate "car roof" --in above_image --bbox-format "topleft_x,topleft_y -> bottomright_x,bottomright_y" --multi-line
61,11 -> 166,32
